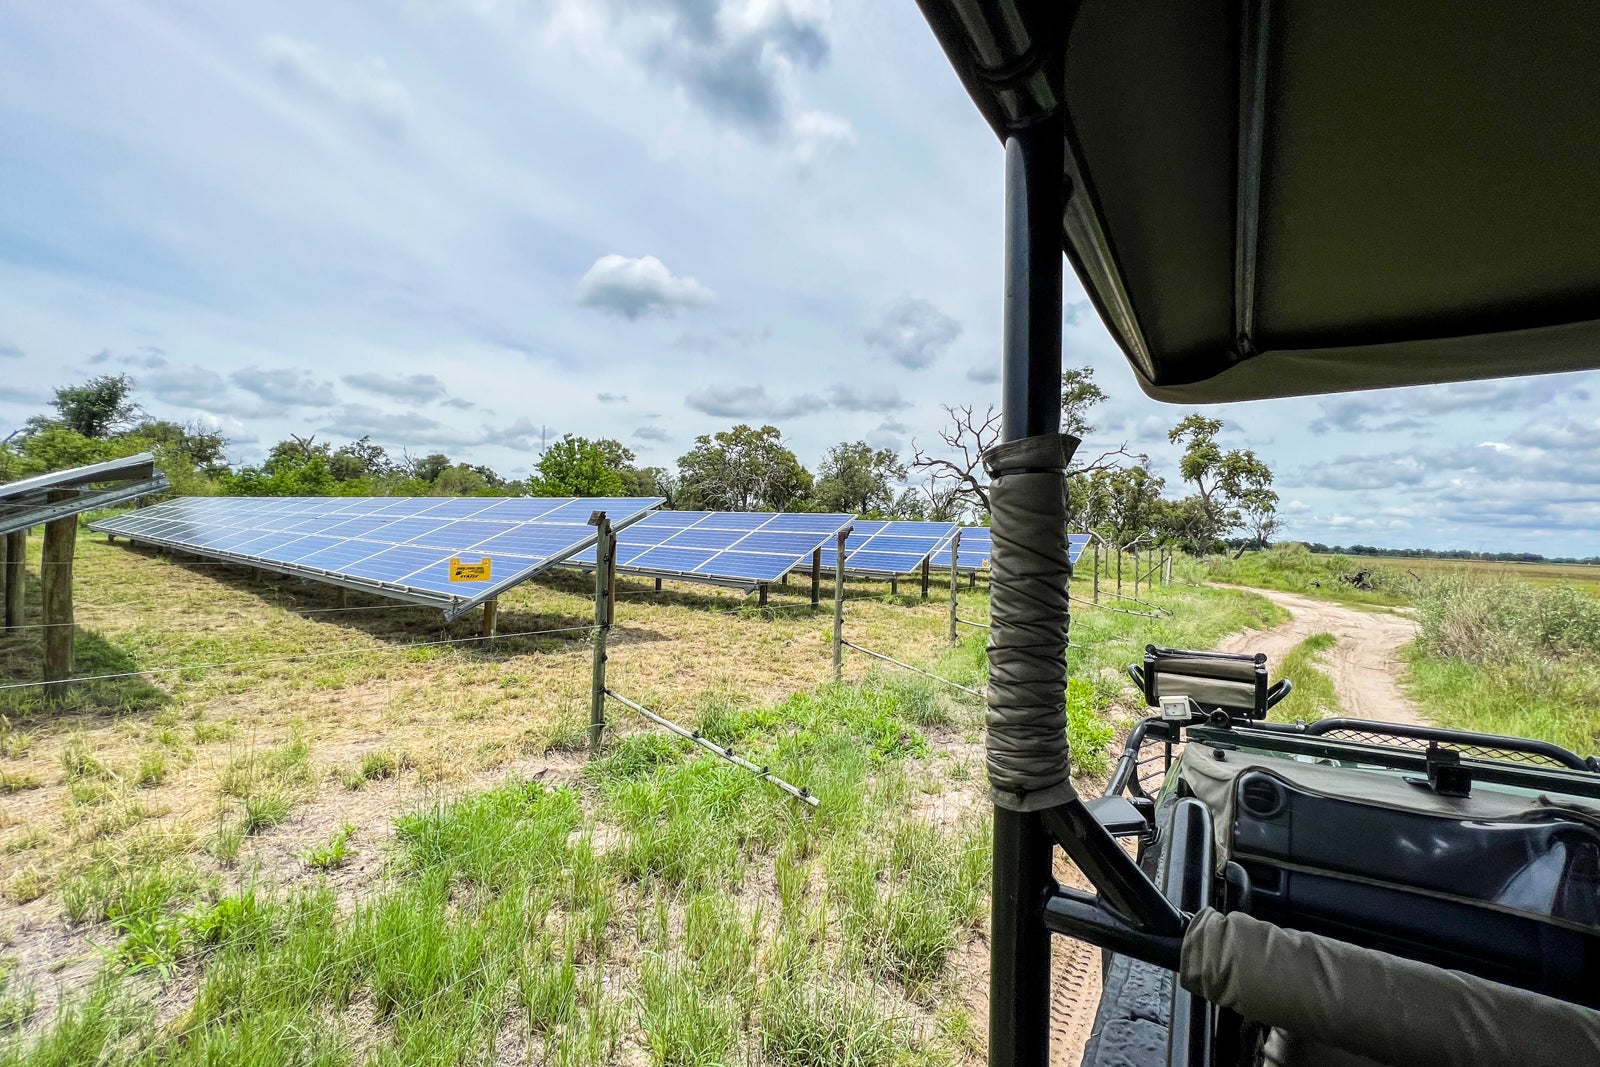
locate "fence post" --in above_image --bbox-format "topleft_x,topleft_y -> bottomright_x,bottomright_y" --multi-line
3,530 -> 24,631
588,512 -> 613,758
42,496 -> 78,701
948,529 -> 961,644
833,528 -> 847,681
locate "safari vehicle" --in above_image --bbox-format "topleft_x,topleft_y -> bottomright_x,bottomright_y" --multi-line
909,2 -> 1600,1065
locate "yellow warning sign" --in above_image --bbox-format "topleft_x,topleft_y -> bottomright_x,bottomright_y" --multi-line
449,557 -> 492,583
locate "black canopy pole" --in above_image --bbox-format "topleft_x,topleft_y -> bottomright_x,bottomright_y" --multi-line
991,117 -> 1065,1067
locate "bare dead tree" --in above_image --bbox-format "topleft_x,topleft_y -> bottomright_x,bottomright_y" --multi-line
912,404 -> 1139,520
910,404 -> 1001,515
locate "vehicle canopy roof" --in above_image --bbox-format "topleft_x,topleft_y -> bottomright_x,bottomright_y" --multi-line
916,1 -> 1600,402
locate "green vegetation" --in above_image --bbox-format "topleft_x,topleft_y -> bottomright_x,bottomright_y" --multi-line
1408,577 -> 1600,755
1201,542 -> 1411,606
1271,634 -> 1340,722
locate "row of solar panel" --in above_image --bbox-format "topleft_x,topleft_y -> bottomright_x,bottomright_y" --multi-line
91,495 -> 1086,616
92,497 -> 663,617
568,510 -> 857,587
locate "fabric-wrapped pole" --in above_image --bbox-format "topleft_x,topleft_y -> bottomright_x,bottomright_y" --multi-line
1180,907 -> 1600,1067
984,431 -> 1080,810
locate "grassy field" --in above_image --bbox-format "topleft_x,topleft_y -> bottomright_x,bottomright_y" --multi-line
1366,554 -> 1600,594
0,525 -> 1283,1065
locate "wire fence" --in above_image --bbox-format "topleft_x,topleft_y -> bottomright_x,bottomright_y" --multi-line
0,624 -> 600,694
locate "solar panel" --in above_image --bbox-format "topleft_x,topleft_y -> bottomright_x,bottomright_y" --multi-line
931,528 -> 1091,571
0,453 -> 170,536
567,511 -> 855,590
827,519 -> 959,577
90,496 -> 663,619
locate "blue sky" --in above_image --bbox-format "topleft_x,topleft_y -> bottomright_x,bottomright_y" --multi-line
2,1 -> 1595,555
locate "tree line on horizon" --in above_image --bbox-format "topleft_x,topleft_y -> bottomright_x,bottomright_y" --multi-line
2,371 -> 1288,556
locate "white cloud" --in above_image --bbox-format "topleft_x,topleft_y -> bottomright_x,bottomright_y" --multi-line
576,254 -> 715,320
343,372 -> 450,403
791,109 -> 855,167
634,425 -> 671,442
597,392 -> 629,403
261,34 -> 415,138
231,367 -> 338,408
863,297 -> 961,370
684,384 -> 827,419
0,342 -> 22,359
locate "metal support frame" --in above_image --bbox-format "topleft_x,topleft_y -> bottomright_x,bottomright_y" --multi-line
479,598 -> 499,639
758,583 -> 768,607
920,557 -> 930,600
810,547 -> 822,608
991,115 -> 1066,1067
832,529 -> 846,682
588,512 -> 613,757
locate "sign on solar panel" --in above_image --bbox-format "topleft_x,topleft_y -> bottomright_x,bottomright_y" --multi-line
830,520 -> 958,577
567,511 -> 855,591
90,496 -> 663,619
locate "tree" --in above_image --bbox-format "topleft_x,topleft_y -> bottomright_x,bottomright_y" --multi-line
676,425 -> 812,512
909,404 -> 1001,518
33,374 -> 141,439
406,452 -> 452,484
1060,365 -> 1108,438
1166,414 -> 1277,551
433,463 -> 494,496
530,434 -> 625,497
1077,462 -> 1165,547
330,436 -> 393,481
813,441 -> 905,515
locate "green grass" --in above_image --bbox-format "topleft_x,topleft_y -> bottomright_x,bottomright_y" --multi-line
1201,543 -> 1411,606
1406,575 -> 1600,755
1271,634 -> 1341,722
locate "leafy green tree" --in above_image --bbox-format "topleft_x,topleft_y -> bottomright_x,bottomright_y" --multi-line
330,436 -> 393,482
813,441 -> 905,515
1077,462 -> 1165,546
407,452 -> 452,484
1167,414 -> 1277,551
433,464 -> 494,496
1060,365 -> 1107,439
676,425 -> 812,512
30,374 -> 140,439
530,434 -> 625,497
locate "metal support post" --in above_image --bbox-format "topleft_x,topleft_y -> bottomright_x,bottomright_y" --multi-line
890,575 -> 898,596
758,583 -> 768,607
1093,541 -> 1101,604
948,530 -> 960,645
588,513 -> 613,758
832,529 -> 846,682
654,576 -> 663,593
3,531 -> 24,631
921,556 -> 930,600
810,547 -> 822,608
480,598 -> 498,639
991,110 -> 1066,1067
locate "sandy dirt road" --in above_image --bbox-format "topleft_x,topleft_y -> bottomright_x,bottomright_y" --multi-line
1052,587 -> 1423,1065
1214,587 -> 1423,724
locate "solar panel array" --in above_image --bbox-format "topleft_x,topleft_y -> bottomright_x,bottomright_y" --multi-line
934,528 -> 1091,571
91,496 -> 662,618
829,520 -> 959,577
569,510 -> 855,591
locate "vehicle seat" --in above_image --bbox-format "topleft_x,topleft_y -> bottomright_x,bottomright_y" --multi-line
1126,644 -> 1291,720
